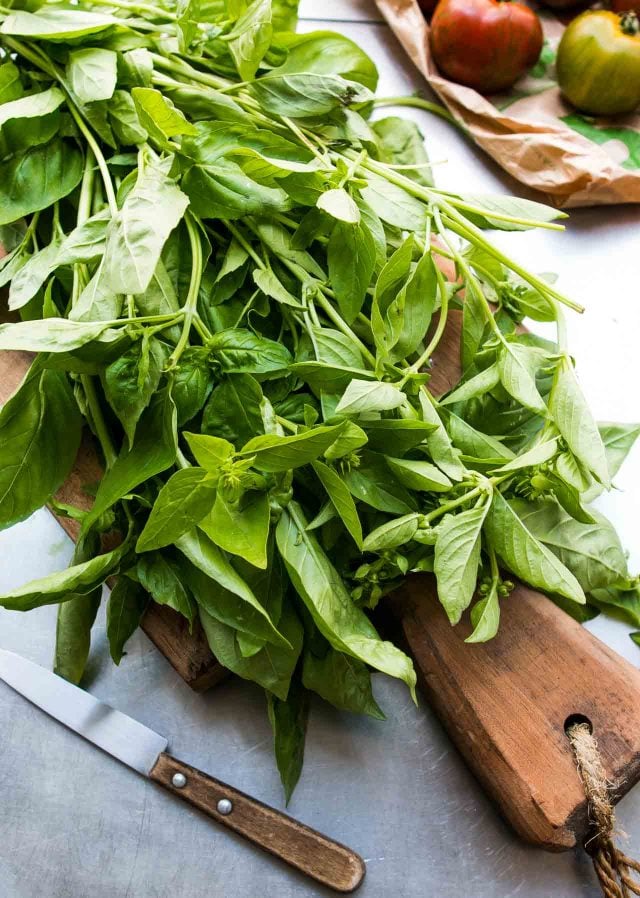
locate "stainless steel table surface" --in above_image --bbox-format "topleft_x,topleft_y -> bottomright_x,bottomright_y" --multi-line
1,2 -> 640,896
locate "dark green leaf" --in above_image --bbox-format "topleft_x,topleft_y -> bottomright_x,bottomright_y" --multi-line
106,576 -> 149,664
267,678 -> 309,804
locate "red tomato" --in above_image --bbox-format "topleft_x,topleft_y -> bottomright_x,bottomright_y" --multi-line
429,0 -> 544,94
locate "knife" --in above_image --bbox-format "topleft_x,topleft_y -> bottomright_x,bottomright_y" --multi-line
0,649 -> 365,893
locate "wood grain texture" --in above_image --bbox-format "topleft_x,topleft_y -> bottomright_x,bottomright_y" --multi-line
388,576 -> 640,850
149,753 -> 366,892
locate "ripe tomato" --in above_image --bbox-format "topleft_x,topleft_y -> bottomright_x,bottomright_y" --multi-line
557,11 -> 640,115
429,0 -> 544,94
611,0 -> 639,13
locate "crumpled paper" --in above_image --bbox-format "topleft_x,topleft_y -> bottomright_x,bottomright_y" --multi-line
375,0 -> 640,207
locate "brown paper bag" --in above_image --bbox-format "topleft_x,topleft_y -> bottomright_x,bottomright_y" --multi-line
375,0 -> 640,207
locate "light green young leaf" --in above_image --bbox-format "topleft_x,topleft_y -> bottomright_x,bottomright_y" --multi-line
56,209 -> 111,266
312,460 -> 363,548
441,364 -> 500,406
317,188 -> 360,224
419,391 -> 466,481
70,259 -> 121,322
459,194 -> 566,230
492,438 -> 558,473
484,492 -> 585,604
67,48 -> 117,104
136,467 -> 218,552
102,154 -> 189,294
199,490 -> 270,568
131,87 -> 197,142
598,422 -> 640,479
240,424 -> 344,472
335,379 -> 405,416
362,513 -> 420,551
184,432 -> 235,471
466,583 -> 500,644
385,457 -> 452,492
550,361 -> 610,486
373,116 -> 433,187
1,8 -> 117,39
253,267 -> 304,308
0,85 -> 64,130
0,317 -> 118,352
497,343 -> 547,415
435,504 -> 488,624
0,540 -> 127,611
227,0 -> 273,81
8,237 -> 62,310
510,498 -> 628,592
277,503 -> 417,698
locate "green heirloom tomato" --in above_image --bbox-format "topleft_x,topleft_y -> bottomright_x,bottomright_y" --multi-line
557,11 -> 640,116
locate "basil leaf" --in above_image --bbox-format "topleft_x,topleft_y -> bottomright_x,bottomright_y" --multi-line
497,342 -> 546,415
136,467 -> 218,552
267,679 -> 309,804
0,139 -> 83,226
335,379 -> 405,416
172,348 -> 212,425
327,220 -> 375,324
466,583 -> 500,644
240,424 -> 345,472
208,328 -> 292,375
510,498 -> 628,592
227,0 -> 273,81
102,154 -> 189,294
0,540 -> 127,611
82,388 -> 177,533
277,503 -> 417,698
317,187 -> 360,224
302,646 -> 384,719
435,504 -> 488,624
598,422 -> 640,479
67,47 -> 117,104
312,460 -> 363,548
54,533 -> 103,684
175,528 -> 287,648
136,551 -> 196,623
184,432 -> 234,472
0,8 -> 116,38
484,492 -> 585,604
0,362 -> 82,529
441,364 -> 500,406
343,452 -> 417,515
132,87 -> 197,143
385,457 -> 452,493
373,116 -> 433,187
104,336 -> 169,447
106,576 -> 149,664
363,513 -> 420,551
199,599 -> 302,700
248,73 -> 372,118
550,360 -> 610,486
199,490 -> 270,568
202,374 -> 264,445
0,317 -> 118,352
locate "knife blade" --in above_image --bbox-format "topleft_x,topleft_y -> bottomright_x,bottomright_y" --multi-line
0,649 -> 365,894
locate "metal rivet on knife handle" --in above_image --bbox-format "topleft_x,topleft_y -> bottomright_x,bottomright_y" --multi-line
172,772 -> 187,789
217,798 -> 233,815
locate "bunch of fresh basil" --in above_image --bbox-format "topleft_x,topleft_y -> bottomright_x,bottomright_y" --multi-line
0,0 -> 638,799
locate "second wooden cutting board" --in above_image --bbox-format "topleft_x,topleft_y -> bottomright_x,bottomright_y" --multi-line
2,308 -> 640,853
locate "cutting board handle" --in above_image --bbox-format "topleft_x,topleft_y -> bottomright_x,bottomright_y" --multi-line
149,753 -> 365,892
388,576 -> 640,851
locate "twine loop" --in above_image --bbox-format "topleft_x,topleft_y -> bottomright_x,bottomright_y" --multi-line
567,722 -> 640,898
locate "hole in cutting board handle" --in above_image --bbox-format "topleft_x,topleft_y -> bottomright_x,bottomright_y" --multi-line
564,713 -> 593,734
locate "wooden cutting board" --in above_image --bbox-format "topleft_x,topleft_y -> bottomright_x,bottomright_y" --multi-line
2,306 -> 640,852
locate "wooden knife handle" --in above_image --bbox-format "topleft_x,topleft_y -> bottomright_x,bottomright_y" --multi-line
387,575 -> 640,851
149,752 -> 365,892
